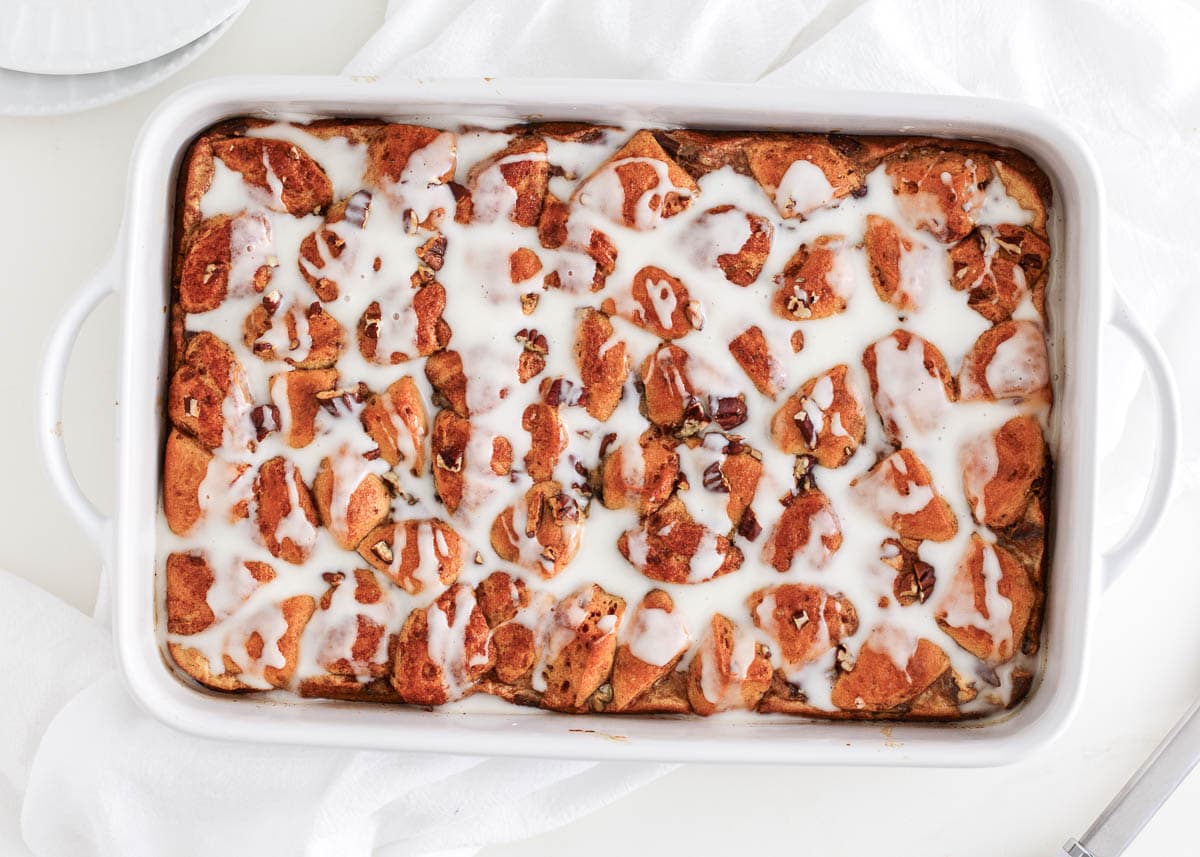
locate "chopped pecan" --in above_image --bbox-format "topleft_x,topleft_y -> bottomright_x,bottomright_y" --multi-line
710,395 -> 747,430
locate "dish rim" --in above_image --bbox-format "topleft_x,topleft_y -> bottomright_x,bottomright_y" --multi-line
110,76 -> 1106,765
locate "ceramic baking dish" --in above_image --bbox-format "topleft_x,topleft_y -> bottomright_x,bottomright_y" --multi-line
39,77 -> 1181,765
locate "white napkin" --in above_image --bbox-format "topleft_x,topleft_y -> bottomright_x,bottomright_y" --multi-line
1,567 -> 669,857
9,0 -> 1200,854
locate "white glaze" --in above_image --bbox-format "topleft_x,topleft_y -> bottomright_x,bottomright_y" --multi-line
161,119 -> 1052,718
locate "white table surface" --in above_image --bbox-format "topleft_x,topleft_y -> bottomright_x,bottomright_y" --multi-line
3,2 -> 1197,855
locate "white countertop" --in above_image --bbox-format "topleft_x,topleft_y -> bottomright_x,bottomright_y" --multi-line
2,2 -> 1196,854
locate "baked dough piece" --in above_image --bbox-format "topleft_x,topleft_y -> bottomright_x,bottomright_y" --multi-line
243,297 -> 344,369
573,129 -> 698,230
959,319 -> 1052,403
618,496 -> 743,585
609,265 -> 696,340
211,136 -> 334,218
357,279 -> 451,364
167,332 -> 251,450
948,225 -> 1050,321
728,325 -> 785,399
464,134 -> 549,227
297,190 -> 372,301
473,571 -> 554,703
356,518 -> 462,594
748,583 -> 857,671
309,568 -> 396,678
687,614 -> 772,716
392,583 -> 491,705
168,592 -> 314,692
490,481 -> 584,578
744,134 -> 863,219
961,415 -> 1047,529
830,629 -> 950,713
537,585 -> 626,713
610,589 -> 690,712
253,456 -> 319,564
312,451 -> 390,551
851,449 -> 957,542
162,429 -> 212,536
359,376 -> 428,474
364,124 -> 457,228
178,212 -> 274,313
761,489 -> 842,573
687,205 -> 773,286
574,308 -> 629,421
601,431 -> 679,515
267,367 -> 339,449
862,329 -> 956,445
935,534 -> 1036,664
885,147 -> 987,243
863,214 -> 945,310
771,364 -> 866,468
772,235 -> 854,320
165,552 -> 276,636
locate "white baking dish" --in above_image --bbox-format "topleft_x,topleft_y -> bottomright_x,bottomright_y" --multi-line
39,77 -> 1182,766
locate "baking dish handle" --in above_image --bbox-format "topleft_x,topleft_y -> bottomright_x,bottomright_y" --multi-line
1101,291 -> 1182,587
38,257 -> 118,547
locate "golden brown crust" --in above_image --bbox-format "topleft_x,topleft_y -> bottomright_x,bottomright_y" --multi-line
830,633 -> 950,713
862,329 -> 956,445
851,449 -> 958,542
392,584 -> 491,705
573,130 -> 698,229
771,364 -> 865,468
167,332 -> 247,449
575,308 -> 627,420
863,214 -> 920,310
962,415 -> 1047,529
211,137 -> 334,218
539,585 -> 625,713
640,343 -> 698,430
357,519 -> 462,594
490,481 -> 583,579
312,456 -> 390,551
466,135 -> 549,227
761,489 -> 842,573
162,429 -> 212,536
948,225 -> 1050,322
431,409 -> 470,514
254,456 -> 319,563
935,534 -> 1035,664
600,431 -> 679,515
360,376 -> 428,473
617,496 -> 743,585
747,583 -> 857,668
744,135 -> 863,218
270,368 -> 339,449
169,594 -> 314,691
687,614 -> 772,716
728,325 -> 781,399
884,147 -> 987,243
772,236 -> 852,320
959,320 -> 1052,404
610,589 -> 688,712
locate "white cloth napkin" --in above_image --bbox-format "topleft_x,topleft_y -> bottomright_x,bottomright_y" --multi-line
8,0 -> 1200,855
1,567 -> 669,857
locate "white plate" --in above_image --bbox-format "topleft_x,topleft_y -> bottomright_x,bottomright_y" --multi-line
0,0 -> 246,75
0,5 -> 246,118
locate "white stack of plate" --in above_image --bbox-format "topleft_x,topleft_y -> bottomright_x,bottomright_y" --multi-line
0,0 -> 250,116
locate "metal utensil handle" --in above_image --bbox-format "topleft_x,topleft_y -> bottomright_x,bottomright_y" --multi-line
1064,694 -> 1200,857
